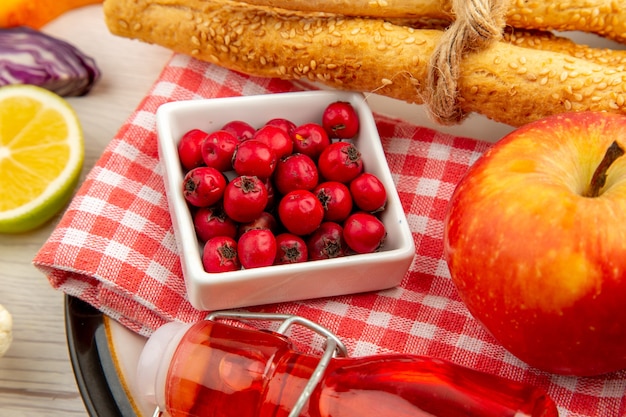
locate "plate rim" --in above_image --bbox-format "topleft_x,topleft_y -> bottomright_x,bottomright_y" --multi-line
65,295 -> 138,417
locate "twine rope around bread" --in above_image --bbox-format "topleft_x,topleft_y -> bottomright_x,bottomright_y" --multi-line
425,0 -> 508,125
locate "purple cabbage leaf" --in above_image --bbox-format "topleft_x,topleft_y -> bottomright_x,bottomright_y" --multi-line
0,26 -> 101,96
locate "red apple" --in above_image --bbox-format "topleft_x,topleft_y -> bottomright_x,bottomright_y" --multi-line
443,111 -> 626,376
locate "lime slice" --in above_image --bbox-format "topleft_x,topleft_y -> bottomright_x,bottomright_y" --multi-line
0,84 -> 84,233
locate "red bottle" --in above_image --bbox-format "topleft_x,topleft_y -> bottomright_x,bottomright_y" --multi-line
137,312 -> 558,417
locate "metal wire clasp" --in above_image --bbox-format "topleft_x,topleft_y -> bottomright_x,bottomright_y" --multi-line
207,311 -> 349,417
152,311 -> 348,417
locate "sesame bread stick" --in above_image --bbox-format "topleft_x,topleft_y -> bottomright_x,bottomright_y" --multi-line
103,0 -> 626,127
387,19 -> 626,70
500,30 -> 626,68
240,0 -> 626,44
240,0 -> 451,19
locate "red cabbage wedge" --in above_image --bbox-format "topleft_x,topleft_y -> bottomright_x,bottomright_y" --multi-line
0,26 -> 100,96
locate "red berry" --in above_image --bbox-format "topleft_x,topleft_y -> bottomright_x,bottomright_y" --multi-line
314,181 -> 353,222
237,211 -> 278,238
178,129 -> 209,170
201,130 -> 238,172
238,229 -> 277,269
318,141 -> 364,183
223,175 -> 268,223
273,153 -> 319,195
202,236 -> 240,273
262,176 -> 277,211
193,205 -> 238,242
307,222 -> 347,260
322,101 -> 359,139
221,120 -> 255,142
254,124 -> 294,159
274,233 -> 308,264
291,122 -> 331,161
232,140 -> 277,179
182,166 -> 227,207
265,118 -> 296,135
350,172 -> 387,212
343,212 -> 386,254
278,189 -> 324,236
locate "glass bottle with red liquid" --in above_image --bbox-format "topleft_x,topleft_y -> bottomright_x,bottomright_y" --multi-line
137,312 -> 558,417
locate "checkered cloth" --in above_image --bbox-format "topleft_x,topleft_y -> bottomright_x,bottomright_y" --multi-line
33,53 -> 625,416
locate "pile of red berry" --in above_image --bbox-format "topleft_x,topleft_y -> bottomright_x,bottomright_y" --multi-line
177,101 -> 388,273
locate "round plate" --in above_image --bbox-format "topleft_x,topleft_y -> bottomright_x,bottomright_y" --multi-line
65,296 -> 139,417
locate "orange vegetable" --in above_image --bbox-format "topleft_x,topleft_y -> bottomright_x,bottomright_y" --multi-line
0,0 -> 102,29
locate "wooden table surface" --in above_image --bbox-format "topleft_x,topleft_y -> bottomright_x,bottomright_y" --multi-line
0,6 -> 171,416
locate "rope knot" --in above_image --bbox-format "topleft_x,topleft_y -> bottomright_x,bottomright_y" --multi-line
425,0 -> 508,125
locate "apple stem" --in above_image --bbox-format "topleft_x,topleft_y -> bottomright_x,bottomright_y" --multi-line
583,140 -> 625,198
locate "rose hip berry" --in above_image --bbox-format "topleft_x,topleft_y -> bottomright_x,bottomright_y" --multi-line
291,122 -> 331,161
343,212 -> 386,254
307,222 -> 346,260
182,166 -> 227,207
350,172 -> 387,212
232,140 -> 277,179
253,124 -> 294,159
262,176 -> 277,211
178,129 -> 209,170
275,233 -> 308,264
318,141 -> 364,183
265,118 -> 296,135
202,236 -> 240,273
322,101 -> 359,139
314,181 -> 353,222
223,175 -> 268,223
221,120 -> 255,142
201,130 -> 238,172
238,229 -> 277,269
278,189 -> 324,236
273,153 -> 319,195
193,205 -> 238,242
237,211 -> 278,238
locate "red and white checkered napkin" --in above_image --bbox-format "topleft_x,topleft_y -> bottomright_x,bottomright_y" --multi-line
33,53 -> 625,416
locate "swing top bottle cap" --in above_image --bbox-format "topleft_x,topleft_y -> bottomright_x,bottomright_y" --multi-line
136,321 -> 190,410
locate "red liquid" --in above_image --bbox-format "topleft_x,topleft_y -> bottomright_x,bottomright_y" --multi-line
164,321 -> 558,417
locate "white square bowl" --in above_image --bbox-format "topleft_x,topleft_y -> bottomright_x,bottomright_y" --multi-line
157,90 -> 415,311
